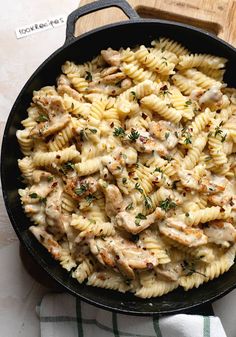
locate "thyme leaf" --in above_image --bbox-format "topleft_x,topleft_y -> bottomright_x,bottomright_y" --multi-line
159,197 -> 176,212
85,71 -> 92,81
74,183 -> 88,196
113,127 -> 125,137
128,129 -> 140,142
135,182 -> 143,194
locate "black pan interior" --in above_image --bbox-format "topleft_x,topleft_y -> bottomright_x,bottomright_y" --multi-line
2,20 -> 236,315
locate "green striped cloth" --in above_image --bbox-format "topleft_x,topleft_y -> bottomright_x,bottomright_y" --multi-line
38,293 -> 227,337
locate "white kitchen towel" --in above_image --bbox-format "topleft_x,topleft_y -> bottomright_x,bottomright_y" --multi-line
38,293 -> 227,337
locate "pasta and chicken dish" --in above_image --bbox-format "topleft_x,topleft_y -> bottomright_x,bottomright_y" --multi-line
17,37 -> 236,298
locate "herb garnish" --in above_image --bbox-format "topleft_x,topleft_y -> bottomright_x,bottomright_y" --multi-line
215,126 -> 223,137
214,121 -> 223,137
154,167 -> 163,173
62,161 -> 75,172
135,213 -> 147,220
122,177 -> 127,184
144,195 -> 152,209
79,129 -> 85,141
29,193 -> 38,199
221,133 -> 227,143
125,203 -> 133,211
184,132 -> 192,145
181,260 -> 206,277
128,129 -> 140,142
165,132 -> 170,140
29,193 -> 46,204
113,127 -> 125,137
184,100 -> 192,107
89,128 -> 97,134
36,114 -> 49,123
86,194 -> 96,205
85,71 -> 92,81
135,182 -> 143,194
204,156 -> 212,162
214,122 -> 227,142
130,91 -> 137,101
159,197 -> 176,212
40,197 -> 47,205
159,85 -> 172,96
172,180 -> 180,190
163,155 -> 173,162
135,213 -> 147,226
74,183 -> 88,196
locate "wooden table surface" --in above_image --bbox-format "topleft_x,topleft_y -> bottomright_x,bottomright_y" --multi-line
77,0 -> 236,46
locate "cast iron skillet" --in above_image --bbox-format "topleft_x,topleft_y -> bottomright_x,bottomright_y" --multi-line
1,0 -> 236,315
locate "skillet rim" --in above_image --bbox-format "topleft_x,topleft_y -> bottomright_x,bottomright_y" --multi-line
1,18 -> 236,315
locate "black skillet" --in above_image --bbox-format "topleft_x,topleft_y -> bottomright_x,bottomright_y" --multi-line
1,0 -> 236,315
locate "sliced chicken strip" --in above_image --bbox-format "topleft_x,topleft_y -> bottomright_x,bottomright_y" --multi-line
89,236 -> 158,279
159,218 -> 208,247
101,48 -> 121,66
155,262 -> 183,281
99,182 -> 124,218
116,208 -> 165,234
204,221 -> 236,247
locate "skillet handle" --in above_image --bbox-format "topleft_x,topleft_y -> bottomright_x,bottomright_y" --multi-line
65,0 -> 140,45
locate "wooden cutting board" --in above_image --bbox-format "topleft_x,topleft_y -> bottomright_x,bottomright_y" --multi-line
75,0 -> 236,46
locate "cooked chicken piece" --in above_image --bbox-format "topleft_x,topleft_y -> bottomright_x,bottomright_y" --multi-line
102,72 -> 126,84
30,112 -> 70,138
102,147 -> 137,177
112,247 -> 134,279
89,236 -> 158,279
120,78 -> 132,90
101,48 -> 121,66
58,84 -> 83,101
32,170 -> 53,184
133,130 -> 168,155
179,169 -> 228,195
87,82 -> 123,96
199,174 -> 228,195
105,146 -> 137,166
159,218 -> 208,247
199,85 -> 223,107
155,262 -> 183,281
178,169 -> 199,190
190,88 -> 204,101
33,94 -> 66,115
30,226 -> 61,259
122,147 -> 138,165
100,66 -> 119,77
116,208 -> 165,234
21,175 -> 56,205
102,155 -> 124,176
45,183 -> 65,233
89,237 -> 116,267
99,182 -> 124,218
204,221 -> 236,247
57,74 -> 71,87
191,85 -> 229,110
65,176 -> 98,201
100,167 -> 114,182
149,120 -> 179,149
207,185 -> 232,206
